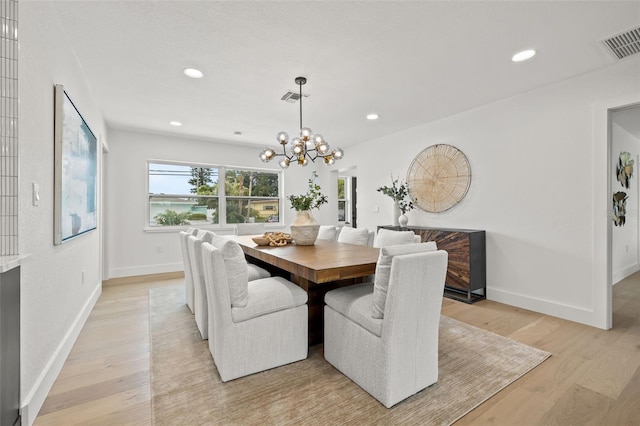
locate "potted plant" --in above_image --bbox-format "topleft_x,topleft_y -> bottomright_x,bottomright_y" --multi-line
288,171 -> 328,245
377,175 -> 415,227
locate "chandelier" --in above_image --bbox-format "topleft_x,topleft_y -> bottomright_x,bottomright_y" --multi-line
259,76 -> 344,169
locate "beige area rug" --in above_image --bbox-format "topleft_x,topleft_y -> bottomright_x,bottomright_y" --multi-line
150,285 -> 550,425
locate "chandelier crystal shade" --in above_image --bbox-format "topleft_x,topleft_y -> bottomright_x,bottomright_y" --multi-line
259,76 -> 344,169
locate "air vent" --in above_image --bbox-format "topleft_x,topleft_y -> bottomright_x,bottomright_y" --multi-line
602,26 -> 640,60
281,91 -> 309,103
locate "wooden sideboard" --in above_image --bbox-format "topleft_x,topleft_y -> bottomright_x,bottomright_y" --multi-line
379,226 -> 486,303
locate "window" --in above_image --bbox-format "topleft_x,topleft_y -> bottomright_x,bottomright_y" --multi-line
224,168 -> 280,224
147,161 -> 281,227
338,177 -> 348,223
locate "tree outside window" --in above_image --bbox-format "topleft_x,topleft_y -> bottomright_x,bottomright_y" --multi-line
147,161 -> 280,227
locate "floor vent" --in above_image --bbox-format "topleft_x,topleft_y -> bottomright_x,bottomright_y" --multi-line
281,91 -> 309,103
602,26 -> 640,60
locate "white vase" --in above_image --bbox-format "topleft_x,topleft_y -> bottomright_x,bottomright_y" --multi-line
398,213 -> 409,228
290,210 -> 320,245
393,202 -> 401,226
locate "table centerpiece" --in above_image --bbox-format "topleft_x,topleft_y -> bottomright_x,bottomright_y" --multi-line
287,171 -> 328,245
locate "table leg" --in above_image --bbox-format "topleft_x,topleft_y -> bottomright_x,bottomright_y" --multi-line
244,256 -> 366,346
291,276 -> 363,346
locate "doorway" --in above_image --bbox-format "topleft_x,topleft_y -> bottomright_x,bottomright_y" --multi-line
610,106 -> 640,284
350,177 -> 357,227
607,103 -> 640,328
337,167 -> 358,227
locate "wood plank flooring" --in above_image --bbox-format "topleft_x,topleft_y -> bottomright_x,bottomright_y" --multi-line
34,273 -> 640,425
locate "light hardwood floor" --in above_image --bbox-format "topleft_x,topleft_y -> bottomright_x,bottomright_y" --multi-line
35,273 -> 640,425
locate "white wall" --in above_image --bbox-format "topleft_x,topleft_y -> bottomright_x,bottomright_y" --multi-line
19,3 -> 107,424
105,128 -> 338,278
338,56 -> 640,329
611,107 -> 640,283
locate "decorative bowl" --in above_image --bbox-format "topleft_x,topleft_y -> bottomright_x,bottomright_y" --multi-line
251,236 -> 270,246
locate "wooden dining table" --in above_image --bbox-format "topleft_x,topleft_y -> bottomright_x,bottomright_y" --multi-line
227,235 -> 380,346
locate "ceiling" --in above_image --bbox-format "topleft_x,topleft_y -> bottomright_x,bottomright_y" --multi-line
49,1 -> 640,149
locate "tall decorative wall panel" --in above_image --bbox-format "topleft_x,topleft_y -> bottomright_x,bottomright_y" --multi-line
0,0 -> 18,256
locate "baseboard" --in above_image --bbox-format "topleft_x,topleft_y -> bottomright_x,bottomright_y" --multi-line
488,286 -> 600,328
20,282 -> 102,426
108,262 -> 182,279
103,270 -> 184,286
612,262 -> 640,285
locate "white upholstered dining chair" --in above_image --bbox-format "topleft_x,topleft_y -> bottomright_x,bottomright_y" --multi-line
324,243 -> 447,408
201,240 -> 308,381
189,232 -> 272,340
234,223 -> 266,236
337,227 -> 375,246
188,230 -> 215,339
179,227 -> 200,313
373,228 -> 419,248
317,225 -> 338,240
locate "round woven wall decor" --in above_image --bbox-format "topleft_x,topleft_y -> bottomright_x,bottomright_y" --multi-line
406,144 -> 471,213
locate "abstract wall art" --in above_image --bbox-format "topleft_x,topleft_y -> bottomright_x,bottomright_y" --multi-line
53,84 -> 98,244
616,151 -> 634,189
612,191 -> 628,227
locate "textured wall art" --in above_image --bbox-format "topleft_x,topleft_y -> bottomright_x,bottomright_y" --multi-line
406,144 -> 471,213
616,151 -> 634,189
612,191 -> 628,227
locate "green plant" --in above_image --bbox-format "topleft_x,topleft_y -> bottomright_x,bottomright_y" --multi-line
377,175 -> 415,214
187,213 -> 207,221
287,171 -> 328,211
154,209 -> 190,226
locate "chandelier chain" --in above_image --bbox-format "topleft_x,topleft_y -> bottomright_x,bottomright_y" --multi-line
299,78 -> 303,130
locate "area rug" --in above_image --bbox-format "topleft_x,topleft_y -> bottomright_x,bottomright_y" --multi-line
150,285 -> 550,425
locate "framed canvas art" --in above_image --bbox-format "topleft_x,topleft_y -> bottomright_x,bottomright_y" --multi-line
53,84 -> 98,244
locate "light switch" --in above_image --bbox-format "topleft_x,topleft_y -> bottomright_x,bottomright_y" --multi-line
32,183 -> 40,206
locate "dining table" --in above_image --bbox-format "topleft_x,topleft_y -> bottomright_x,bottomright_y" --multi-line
227,235 -> 380,346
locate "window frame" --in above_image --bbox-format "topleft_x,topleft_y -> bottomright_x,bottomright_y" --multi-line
145,159 -> 283,231
338,176 -> 351,224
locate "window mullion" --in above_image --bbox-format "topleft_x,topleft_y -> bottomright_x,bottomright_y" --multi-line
219,166 -> 227,226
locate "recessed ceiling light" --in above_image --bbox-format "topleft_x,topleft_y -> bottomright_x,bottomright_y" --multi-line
183,68 -> 203,78
512,49 -> 536,62
366,113 -> 379,120
169,121 -> 182,126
